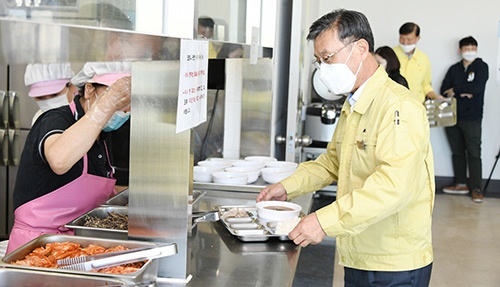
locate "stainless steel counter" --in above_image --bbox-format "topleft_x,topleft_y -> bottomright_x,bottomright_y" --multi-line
159,189 -> 314,287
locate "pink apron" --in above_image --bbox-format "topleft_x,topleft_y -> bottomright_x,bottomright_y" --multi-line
6,102 -> 116,254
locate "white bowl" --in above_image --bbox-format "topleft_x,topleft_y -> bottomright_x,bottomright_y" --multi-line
244,156 -> 278,163
193,166 -> 223,182
207,157 -> 243,165
212,171 -> 248,185
225,166 -> 261,184
231,160 -> 266,169
260,167 -> 296,184
256,201 -> 301,222
265,161 -> 298,169
197,160 -> 232,169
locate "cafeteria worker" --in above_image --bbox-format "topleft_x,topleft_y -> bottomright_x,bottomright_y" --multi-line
7,62 -> 132,254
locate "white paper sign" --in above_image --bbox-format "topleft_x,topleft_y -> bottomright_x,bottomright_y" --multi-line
176,39 -> 209,133
250,26 -> 260,65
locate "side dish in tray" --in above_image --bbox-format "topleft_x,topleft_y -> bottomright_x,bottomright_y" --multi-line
10,241 -> 144,274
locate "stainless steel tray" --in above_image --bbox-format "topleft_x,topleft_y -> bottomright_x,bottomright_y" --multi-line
101,189 -> 129,207
217,205 -> 291,242
425,97 -> 457,127
194,178 -> 267,193
1,234 -> 174,285
102,189 -> 205,207
213,221 -> 299,255
64,206 -> 128,240
0,267 -> 134,287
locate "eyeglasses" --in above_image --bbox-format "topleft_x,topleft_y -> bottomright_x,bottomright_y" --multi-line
312,41 -> 356,69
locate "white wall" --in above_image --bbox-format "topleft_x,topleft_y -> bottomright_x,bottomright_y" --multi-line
316,0 -> 500,180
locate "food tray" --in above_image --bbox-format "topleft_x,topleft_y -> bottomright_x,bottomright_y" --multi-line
64,206 -> 128,240
101,188 -> 129,206
425,97 -> 456,127
102,189 -> 205,207
1,234 -> 175,285
0,267 -> 133,287
217,205 -> 292,242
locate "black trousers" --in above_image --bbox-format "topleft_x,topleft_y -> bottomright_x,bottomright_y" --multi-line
444,119 -> 482,190
344,263 -> 432,287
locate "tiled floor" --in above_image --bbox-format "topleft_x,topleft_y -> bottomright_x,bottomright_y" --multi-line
326,194 -> 500,286
429,194 -> 500,286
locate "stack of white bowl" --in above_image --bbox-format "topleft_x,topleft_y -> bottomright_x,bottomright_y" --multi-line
193,156 -> 298,185
260,160 -> 298,184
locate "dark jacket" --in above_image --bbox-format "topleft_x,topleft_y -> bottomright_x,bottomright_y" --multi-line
440,58 -> 489,121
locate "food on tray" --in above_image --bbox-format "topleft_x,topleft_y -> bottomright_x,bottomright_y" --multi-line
10,241 -> 144,274
274,217 -> 301,235
263,205 -> 294,211
84,212 -> 128,230
221,207 -> 250,219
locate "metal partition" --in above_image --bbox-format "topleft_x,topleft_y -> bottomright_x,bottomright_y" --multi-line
129,61 -> 191,280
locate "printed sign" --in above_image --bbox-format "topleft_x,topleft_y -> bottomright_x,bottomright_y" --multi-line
176,39 -> 209,133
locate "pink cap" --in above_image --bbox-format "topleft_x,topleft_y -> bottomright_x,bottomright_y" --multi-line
28,79 -> 69,98
89,72 -> 131,86
24,63 -> 74,97
71,62 -> 132,88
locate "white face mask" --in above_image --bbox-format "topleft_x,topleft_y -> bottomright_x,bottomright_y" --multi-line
462,51 -> 477,62
319,42 -> 362,95
36,94 -> 69,112
400,43 -> 416,54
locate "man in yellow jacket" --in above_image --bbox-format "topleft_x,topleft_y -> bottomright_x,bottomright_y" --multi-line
257,9 -> 435,287
394,22 -> 444,103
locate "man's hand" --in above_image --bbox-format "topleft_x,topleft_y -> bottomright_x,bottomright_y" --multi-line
256,183 -> 287,202
443,88 -> 455,98
288,212 -> 326,247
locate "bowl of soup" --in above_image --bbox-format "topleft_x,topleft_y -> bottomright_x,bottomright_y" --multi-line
256,201 -> 301,222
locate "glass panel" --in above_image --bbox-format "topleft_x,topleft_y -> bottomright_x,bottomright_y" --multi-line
197,0 -> 276,48
0,1 -> 137,30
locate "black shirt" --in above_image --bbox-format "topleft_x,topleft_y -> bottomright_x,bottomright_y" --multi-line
110,118 -> 130,186
440,58 -> 489,121
13,96 -> 112,210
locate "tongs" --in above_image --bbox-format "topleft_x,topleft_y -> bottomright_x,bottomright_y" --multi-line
57,243 -> 177,272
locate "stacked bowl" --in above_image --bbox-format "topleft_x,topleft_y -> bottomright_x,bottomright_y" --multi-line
193,156 -> 298,185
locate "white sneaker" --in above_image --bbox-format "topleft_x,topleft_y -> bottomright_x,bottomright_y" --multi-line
442,184 -> 469,195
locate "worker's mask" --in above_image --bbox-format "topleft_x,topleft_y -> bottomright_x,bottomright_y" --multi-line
103,111 -> 130,132
36,93 -> 69,112
93,91 -> 130,132
319,41 -> 362,95
462,51 -> 477,62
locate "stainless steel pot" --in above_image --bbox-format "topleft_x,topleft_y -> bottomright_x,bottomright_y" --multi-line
304,102 -> 340,145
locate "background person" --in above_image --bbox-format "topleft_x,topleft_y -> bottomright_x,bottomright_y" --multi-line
440,36 -> 489,203
257,9 -> 435,287
198,16 -> 221,58
24,63 -> 76,125
375,46 -> 408,88
394,22 -> 444,102
217,43 -> 244,59
6,62 -> 131,253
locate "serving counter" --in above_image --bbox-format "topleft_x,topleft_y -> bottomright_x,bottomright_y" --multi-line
0,188 -> 313,286
160,189 -> 314,287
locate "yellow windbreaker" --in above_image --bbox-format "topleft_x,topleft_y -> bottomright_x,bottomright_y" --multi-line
394,46 -> 434,103
282,67 -> 435,271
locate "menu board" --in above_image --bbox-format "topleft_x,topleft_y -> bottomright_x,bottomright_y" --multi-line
176,39 -> 209,133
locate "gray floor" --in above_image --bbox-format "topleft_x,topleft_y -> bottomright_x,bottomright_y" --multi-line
294,192 -> 500,287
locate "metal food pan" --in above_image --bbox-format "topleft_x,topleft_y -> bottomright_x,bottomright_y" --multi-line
1,234 -> 168,284
102,188 -> 129,206
0,267 -> 130,287
64,206 -> 128,240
